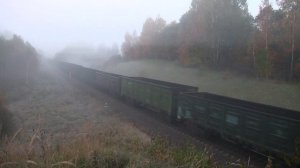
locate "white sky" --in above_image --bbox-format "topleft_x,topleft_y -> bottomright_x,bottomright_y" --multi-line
0,0 -> 278,57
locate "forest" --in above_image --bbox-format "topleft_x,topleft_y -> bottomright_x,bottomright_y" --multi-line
121,0 -> 300,80
0,35 -> 39,88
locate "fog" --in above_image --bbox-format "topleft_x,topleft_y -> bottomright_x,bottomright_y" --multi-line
54,43 -> 119,68
1,1 -> 300,166
0,0 -> 277,57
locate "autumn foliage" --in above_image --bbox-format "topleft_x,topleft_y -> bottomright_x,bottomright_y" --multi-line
122,0 -> 300,80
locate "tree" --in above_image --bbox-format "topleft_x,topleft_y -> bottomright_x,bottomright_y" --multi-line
120,0 -> 299,81
256,0 -> 273,78
277,0 -> 300,80
0,34 -> 39,86
153,22 -> 179,60
139,16 -> 166,58
177,0 -> 253,68
121,31 -> 139,59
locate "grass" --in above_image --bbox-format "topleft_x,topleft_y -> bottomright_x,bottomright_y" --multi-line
104,59 -> 300,111
0,122 -> 217,168
147,139 -> 215,168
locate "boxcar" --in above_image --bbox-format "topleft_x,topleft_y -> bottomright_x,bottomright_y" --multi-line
177,92 -> 300,156
78,67 -> 97,86
55,61 -> 84,79
121,77 -> 198,121
94,71 -> 122,96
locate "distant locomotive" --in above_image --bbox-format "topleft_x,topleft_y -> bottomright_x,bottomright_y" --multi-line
55,61 -> 300,159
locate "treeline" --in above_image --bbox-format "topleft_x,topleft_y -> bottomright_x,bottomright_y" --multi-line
0,34 -> 39,86
122,0 -> 300,80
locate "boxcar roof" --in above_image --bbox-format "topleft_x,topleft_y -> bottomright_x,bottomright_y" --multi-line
95,70 -> 122,77
182,92 -> 300,120
132,77 -> 198,91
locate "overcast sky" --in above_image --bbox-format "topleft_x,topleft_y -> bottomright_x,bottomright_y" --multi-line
0,0 -> 278,57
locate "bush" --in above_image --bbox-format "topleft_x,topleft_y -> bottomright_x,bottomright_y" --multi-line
0,96 -> 14,138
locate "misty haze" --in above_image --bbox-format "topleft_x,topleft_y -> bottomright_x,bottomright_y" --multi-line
0,0 -> 300,167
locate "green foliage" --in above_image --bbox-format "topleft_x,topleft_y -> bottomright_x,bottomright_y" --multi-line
256,49 -> 272,78
188,45 -> 210,67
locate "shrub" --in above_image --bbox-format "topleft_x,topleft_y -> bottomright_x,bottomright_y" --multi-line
0,96 -> 14,138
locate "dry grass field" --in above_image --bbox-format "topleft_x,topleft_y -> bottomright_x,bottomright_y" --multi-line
0,61 -> 216,168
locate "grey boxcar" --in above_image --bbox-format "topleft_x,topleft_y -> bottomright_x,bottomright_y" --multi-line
177,92 -> 300,156
121,77 -> 198,121
95,71 -> 122,96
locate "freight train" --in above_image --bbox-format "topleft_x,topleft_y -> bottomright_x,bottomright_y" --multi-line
55,61 -> 300,159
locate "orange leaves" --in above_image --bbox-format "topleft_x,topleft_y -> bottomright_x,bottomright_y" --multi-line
139,17 -> 166,58
121,32 -> 139,59
121,17 -> 167,59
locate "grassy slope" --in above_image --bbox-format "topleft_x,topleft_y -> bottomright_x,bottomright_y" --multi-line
105,59 -> 300,111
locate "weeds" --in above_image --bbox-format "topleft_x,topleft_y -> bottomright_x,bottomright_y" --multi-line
147,138 -> 216,168
0,126 -> 218,168
147,138 -> 170,161
171,146 -> 214,168
284,137 -> 300,167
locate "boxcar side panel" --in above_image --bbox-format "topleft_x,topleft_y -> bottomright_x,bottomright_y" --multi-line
121,78 -> 173,116
265,117 -> 298,154
95,72 -> 121,96
178,92 -> 300,155
223,107 -> 242,139
243,112 -> 265,147
207,103 -> 225,132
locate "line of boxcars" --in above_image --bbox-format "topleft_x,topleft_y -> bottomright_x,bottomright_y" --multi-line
55,61 -> 300,159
